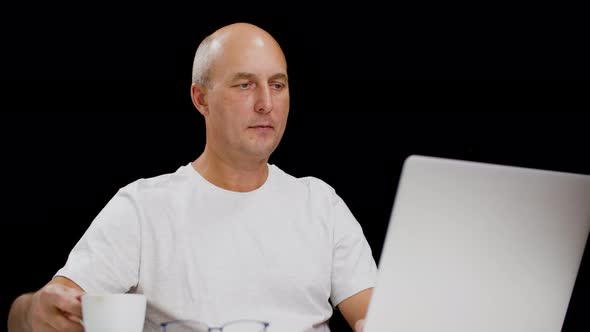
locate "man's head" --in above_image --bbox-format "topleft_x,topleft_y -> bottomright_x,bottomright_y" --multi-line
190,22 -> 290,165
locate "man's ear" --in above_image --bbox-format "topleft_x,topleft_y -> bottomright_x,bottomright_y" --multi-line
191,83 -> 209,116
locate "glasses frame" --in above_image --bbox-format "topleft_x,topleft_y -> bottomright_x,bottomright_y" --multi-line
160,319 -> 270,332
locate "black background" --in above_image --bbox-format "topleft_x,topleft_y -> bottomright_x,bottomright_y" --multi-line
1,3 -> 589,331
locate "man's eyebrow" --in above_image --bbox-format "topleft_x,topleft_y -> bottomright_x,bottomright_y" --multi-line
269,73 -> 288,82
231,72 -> 288,82
231,72 -> 256,81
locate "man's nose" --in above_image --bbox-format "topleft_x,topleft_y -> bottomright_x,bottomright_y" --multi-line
254,85 -> 273,114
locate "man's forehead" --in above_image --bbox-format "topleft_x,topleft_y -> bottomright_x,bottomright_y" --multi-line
213,53 -> 287,80
210,32 -> 267,53
206,32 -> 287,83
210,39 -> 223,52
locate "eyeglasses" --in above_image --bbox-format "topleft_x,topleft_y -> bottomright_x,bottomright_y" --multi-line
160,319 -> 270,332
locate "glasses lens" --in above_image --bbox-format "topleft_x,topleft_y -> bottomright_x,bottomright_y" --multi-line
223,321 -> 268,332
163,320 -> 209,332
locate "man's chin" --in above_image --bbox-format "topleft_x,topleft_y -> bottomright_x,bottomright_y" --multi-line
244,142 -> 279,159
240,147 -> 273,162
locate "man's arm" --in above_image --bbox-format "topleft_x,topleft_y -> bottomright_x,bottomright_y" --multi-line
8,276 -> 85,332
337,287 -> 373,332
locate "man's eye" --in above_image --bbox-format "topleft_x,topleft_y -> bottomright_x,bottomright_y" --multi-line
272,82 -> 285,90
238,83 -> 251,89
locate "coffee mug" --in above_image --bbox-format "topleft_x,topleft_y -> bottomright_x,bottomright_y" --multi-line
81,293 -> 146,332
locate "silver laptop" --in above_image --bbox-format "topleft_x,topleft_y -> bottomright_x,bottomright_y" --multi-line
363,155 -> 590,332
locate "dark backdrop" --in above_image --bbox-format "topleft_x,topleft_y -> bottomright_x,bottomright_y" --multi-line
1,4 -> 588,331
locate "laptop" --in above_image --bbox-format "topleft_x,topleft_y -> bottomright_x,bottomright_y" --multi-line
363,155 -> 590,332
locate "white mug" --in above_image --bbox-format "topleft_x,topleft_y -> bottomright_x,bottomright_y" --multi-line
81,293 -> 146,332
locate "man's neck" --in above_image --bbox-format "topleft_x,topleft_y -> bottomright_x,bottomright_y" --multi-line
192,148 -> 269,193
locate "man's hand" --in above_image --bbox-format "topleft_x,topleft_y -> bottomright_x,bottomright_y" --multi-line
29,282 -> 84,331
8,276 -> 85,332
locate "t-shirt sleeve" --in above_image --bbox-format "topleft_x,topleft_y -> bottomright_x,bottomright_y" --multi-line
329,193 -> 378,308
54,186 -> 141,293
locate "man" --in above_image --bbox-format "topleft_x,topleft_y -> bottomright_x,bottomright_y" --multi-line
8,22 -> 376,332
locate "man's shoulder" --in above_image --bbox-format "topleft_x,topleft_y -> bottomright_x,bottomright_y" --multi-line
118,163 -> 194,197
271,164 -> 337,198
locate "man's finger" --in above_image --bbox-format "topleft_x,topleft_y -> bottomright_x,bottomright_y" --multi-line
48,312 -> 84,332
64,311 -> 83,324
54,288 -> 83,317
36,322 -> 59,332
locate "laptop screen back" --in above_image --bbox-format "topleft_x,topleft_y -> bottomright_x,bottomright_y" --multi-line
363,155 -> 590,332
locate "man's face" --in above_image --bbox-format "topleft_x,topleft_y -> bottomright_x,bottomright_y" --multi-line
204,35 -> 290,162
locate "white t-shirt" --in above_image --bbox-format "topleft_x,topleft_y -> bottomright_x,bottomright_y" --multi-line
56,163 -> 377,332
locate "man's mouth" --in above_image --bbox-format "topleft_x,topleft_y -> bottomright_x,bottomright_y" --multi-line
249,125 -> 274,129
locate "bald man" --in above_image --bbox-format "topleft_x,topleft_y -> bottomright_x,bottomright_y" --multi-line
8,23 -> 376,332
